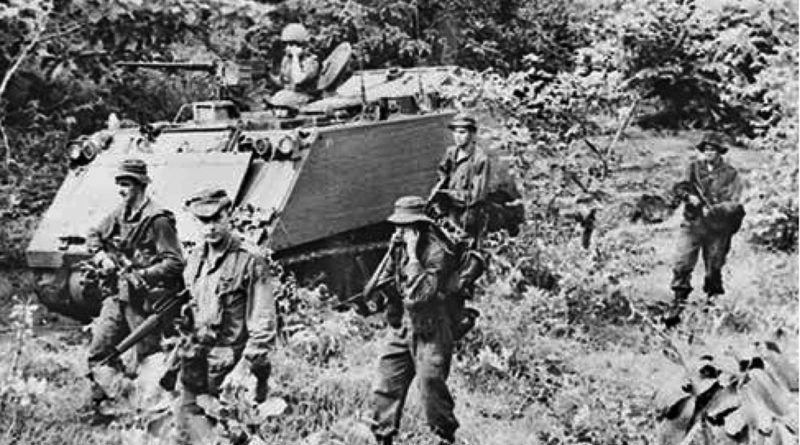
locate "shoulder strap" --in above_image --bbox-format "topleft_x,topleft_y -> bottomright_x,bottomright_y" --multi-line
120,209 -> 173,252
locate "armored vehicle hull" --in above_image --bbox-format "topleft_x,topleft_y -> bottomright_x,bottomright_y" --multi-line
27,111 -> 454,320
26,63 -> 522,321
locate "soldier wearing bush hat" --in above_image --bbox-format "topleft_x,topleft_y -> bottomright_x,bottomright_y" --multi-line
664,131 -> 745,327
114,158 -> 151,184
695,131 -> 730,154
174,187 -> 277,444
434,112 -> 490,241
369,195 -> 462,445
84,157 -> 184,417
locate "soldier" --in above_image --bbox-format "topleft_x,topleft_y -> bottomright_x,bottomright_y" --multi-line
665,132 -> 745,326
85,158 -> 184,411
269,23 -> 320,108
370,196 -> 462,445
174,188 -> 277,443
434,112 -> 491,241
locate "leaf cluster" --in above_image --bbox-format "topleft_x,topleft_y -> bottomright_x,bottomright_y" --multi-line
657,340 -> 798,444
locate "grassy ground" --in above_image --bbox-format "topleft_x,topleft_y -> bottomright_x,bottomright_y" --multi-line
0,131 -> 796,445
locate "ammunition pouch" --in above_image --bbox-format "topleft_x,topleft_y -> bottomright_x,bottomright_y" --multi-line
408,311 -> 438,339
704,203 -> 745,234
453,307 -> 480,341
458,250 -> 487,296
179,341 -> 211,394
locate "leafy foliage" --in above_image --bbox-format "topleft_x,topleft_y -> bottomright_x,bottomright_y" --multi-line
656,340 -> 798,444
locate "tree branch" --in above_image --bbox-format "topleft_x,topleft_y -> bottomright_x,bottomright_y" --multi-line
0,1 -> 52,167
0,122 -> 10,168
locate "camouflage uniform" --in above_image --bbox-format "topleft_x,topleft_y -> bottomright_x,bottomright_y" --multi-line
671,134 -> 745,304
86,160 -> 184,385
371,197 -> 460,445
436,114 -> 491,241
179,234 -> 276,395
175,188 -> 277,444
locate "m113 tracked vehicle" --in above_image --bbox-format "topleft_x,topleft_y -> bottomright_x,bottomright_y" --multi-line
26,46 -> 523,321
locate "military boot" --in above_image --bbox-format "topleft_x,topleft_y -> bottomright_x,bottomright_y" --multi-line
662,290 -> 690,329
374,434 -> 393,445
78,381 -> 114,425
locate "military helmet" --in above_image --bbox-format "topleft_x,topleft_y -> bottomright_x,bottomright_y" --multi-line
281,23 -> 310,43
387,196 -> 433,225
696,131 -> 729,154
448,112 -> 477,132
115,158 -> 150,185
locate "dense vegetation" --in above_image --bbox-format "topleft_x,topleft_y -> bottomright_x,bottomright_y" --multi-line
0,0 -> 797,444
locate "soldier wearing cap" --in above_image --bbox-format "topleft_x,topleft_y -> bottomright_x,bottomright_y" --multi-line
174,187 -> 277,444
369,196 -> 461,445
664,132 -> 745,326
434,112 -> 491,241
85,158 -> 184,411
269,23 -> 320,108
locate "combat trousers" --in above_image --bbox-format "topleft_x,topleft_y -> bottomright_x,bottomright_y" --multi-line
87,296 -> 162,370
174,345 -> 247,445
371,319 -> 459,443
86,296 -> 164,402
670,219 -> 733,299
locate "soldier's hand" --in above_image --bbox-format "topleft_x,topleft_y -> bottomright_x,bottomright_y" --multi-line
390,229 -> 404,246
687,195 -> 702,207
403,228 -> 420,254
122,270 -> 147,291
287,45 -> 303,57
195,326 -> 217,345
93,251 -> 117,275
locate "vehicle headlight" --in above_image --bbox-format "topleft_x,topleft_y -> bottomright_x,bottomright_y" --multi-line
254,138 -> 272,158
68,143 -> 83,162
277,135 -> 298,158
81,140 -> 98,161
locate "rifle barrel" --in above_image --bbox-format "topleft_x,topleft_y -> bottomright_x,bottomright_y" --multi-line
116,62 -> 216,72
97,291 -> 188,366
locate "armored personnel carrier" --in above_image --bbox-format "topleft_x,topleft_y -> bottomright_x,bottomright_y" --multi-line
25,46 -> 523,321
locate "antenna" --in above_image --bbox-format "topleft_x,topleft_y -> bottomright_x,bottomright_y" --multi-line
359,47 -> 367,107
413,0 -> 427,110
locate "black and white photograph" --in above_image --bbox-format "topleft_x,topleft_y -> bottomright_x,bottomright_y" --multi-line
0,0 -> 797,444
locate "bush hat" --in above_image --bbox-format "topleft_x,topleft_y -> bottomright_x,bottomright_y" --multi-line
448,112 -> 477,131
696,132 -> 729,154
185,187 -> 233,218
115,158 -> 150,184
387,196 -> 433,225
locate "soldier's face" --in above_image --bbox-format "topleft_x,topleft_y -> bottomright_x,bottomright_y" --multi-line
116,178 -> 145,207
198,209 -> 231,246
699,147 -> 722,164
452,127 -> 473,148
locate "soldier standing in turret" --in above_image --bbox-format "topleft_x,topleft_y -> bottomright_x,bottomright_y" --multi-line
84,158 -> 184,414
434,112 -> 491,241
269,23 -> 320,108
664,132 -> 745,326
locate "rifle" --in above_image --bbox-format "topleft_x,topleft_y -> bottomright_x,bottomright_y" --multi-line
335,236 -> 400,315
333,276 -> 394,314
98,289 -> 190,367
426,175 -> 449,213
